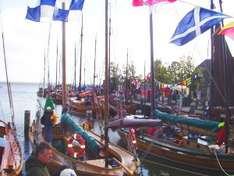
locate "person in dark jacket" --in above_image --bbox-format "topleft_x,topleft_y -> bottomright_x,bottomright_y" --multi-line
25,142 -> 53,176
41,106 -> 53,143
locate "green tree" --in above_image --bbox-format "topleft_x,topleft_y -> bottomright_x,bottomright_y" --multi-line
154,59 -> 172,84
167,56 -> 195,84
110,62 -> 121,90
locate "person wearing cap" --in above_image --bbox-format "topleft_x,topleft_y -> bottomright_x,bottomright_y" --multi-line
41,106 -> 53,143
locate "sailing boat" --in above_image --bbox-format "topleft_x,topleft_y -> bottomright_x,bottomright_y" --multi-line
28,1 -> 139,175
68,14 -> 96,117
118,0 -> 234,175
0,21 -> 23,175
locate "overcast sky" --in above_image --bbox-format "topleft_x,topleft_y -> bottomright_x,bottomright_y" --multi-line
0,0 -> 233,84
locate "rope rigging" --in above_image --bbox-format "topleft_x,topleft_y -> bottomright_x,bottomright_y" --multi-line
0,15 -> 15,130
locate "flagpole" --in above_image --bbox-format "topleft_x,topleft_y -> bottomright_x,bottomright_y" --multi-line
149,7 -> 155,117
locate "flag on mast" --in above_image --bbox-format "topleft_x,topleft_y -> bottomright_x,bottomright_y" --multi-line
218,21 -> 234,40
26,0 -> 85,22
132,0 -> 176,6
170,7 -> 229,46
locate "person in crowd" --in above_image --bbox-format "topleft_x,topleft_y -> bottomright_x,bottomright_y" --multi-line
51,165 -> 77,176
216,118 -> 226,146
25,142 -> 53,176
41,106 -> 53,143
59,168 -> 77,176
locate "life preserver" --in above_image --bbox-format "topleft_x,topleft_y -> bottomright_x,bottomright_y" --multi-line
129,128 -> 137,145
66,133 -> 85,159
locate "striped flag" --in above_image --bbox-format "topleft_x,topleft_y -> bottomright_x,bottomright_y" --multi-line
218,22 -> 234,40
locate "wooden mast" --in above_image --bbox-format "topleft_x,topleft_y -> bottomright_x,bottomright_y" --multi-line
55,40 -> 59,87
78,14 -> 84,91
1,27 -> 15,129
74,44 -> 77,89
125,49 -> 129,104
108,7 -> 111,92
43,50 -> 46,91
62,2 -> 67,108
104,0 -> 110,167
93,37 -> 97,88
217,0 -> 230,153
149,7 -> 155,117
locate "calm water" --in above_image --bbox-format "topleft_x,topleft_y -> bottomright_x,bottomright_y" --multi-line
0,82 -> 205,176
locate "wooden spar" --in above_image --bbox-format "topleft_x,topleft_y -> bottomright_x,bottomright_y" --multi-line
43,50 -> 46,91
104,0 -> 109,168
1,26 -> 15,128
62,2 -> 67,108
74,43 -> 77,89
149,8 -> 155,117
125,49 -> 129,104
55,40 -> 59,87
217,0 -> 230,154
93,37 -> 97,88
108,9 -> 111,89
47,24 -> 52,88
78,14 -> 84,91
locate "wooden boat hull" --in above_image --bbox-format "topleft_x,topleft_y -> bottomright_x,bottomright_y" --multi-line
0,121 -> 23,176
118,129 -> 234,175
50,92 -> 63,105
29,117 -> 138,176
69,98 -> 97,117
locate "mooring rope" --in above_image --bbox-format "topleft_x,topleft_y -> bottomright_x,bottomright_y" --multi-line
213,149 -> 234,176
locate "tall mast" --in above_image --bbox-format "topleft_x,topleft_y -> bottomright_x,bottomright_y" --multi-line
104,0 -> 110,167
74,44 -> 77,89
93,37 -> 97,88
1,27 -> 15,129
62,2 -> 67,108
55,40 -> 59,86
217,0 -> 230,153
78,14 -> 84,91
108,6 -> 111,92
43,50 -> 46,90
47,24 -> 52,88
125,49 -> 129,104
149,8 -> 155,117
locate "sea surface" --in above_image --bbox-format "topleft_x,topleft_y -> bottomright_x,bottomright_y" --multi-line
0,82 -> 204,176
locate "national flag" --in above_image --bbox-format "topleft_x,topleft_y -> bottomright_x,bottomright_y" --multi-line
26,0 -> 85,22
218,21 -> 234,40
132,0 -> 176,6
170,7 -> 229,46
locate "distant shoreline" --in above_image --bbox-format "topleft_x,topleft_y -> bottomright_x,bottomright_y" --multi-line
0,81 -> 40,85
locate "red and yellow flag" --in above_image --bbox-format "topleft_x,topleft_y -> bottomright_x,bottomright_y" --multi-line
218,22 -> 234,40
